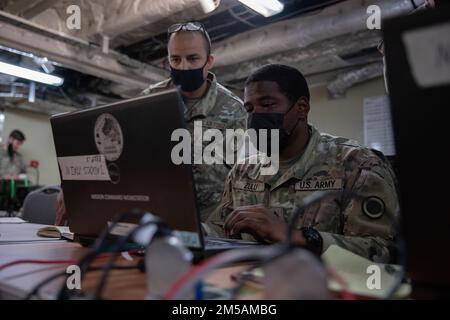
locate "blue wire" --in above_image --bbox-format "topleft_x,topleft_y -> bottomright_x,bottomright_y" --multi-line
195,281 -> 204,300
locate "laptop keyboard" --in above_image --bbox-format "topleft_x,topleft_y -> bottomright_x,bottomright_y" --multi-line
205,237 -> 259,247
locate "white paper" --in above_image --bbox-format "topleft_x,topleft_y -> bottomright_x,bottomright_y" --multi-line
107,221 -> 138,236
0,217 -> 27,224
363,96 -> 396,156
403,22 -> 450,88
322,245 -> 411,299
58,155 -> 111,181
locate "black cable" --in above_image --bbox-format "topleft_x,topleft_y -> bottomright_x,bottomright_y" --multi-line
229,245 -> 291,299
230,191 -> 353,299
384,217 -> 408,299
25,264 -> 140,300
93,219 -> 167,300
286,190 -> 408,300
56,209 -> 148,300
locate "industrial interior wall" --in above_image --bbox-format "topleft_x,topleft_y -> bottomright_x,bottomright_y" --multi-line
0,77 -> 385,187
308,77 -> 387,146
2,109 -> 60,186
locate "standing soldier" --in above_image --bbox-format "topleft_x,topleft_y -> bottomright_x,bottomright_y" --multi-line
142,22 -> 247,221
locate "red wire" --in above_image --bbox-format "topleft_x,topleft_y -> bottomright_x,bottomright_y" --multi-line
0,250 -> 140,273
0,259 -> 78,272
327,268 -> 357,300
163,255 -> 221,300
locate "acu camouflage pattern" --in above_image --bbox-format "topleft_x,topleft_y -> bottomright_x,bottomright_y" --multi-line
206,126 -> 399,263
142,72 -> 247,220
0,146 -> 26,178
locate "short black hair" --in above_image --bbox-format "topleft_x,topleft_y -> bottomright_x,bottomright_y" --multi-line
245,64 -> 310,104
9,129 -> 25,142
169,29 -> 212,56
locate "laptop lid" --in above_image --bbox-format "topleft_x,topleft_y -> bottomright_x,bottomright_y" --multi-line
383,9 -> 450,290
51,89 -> 205,249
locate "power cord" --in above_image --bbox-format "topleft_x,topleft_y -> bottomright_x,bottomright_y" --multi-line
92,217 -> 167,299
25,264 -> 140,300
56,209 -> 151,300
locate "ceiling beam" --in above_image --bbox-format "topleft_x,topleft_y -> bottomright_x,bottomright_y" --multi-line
215,30 -> 382,83
0,11 -> 167,90
7,0 -> 60,19
1,97 -> 76,115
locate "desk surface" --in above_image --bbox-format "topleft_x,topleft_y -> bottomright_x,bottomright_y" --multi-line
0,236 -> 250,300
1,223 -> 404,300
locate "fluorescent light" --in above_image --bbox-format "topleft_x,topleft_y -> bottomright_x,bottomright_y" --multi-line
238,0 -> 284,17
199,0 -> 216,14
0,61 -> 63,86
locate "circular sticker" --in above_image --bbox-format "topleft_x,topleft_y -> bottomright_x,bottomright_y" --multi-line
94,113 -> 123,162
362,196 -> 385,219
107,162 -> 121,185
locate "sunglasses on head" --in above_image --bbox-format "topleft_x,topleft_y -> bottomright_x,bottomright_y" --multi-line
168,22 -> 206,34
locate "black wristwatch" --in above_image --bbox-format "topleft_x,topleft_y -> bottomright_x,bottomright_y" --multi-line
300,227 -> 323,256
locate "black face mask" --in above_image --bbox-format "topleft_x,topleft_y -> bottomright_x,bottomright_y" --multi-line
249,104 -> 300,153
7,143 -> 14,159
170,61 -> 207,92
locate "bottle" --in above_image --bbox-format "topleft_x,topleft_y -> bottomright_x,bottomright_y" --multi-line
263,248 -> 331,299
144,231 -> 193,300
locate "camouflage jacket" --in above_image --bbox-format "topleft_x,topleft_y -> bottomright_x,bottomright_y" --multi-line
205,125 -> 399,263
0,146 -> 26,178
142,72 -> 247,220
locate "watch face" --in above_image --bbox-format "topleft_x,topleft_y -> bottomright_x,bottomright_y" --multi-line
302,227 -> 323,255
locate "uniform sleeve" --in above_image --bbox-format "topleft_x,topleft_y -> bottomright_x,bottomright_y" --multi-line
319,152 -> 399,263
19,154 -> 27,174
202,170 -> 235,237
233,100 -> 248,131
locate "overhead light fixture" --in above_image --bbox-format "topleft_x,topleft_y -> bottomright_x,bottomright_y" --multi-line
199,0 -> 217,14
238,0 -> 284,17
0,60 -> 64,86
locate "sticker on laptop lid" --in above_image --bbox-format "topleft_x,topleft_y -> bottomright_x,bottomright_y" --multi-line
58,155 -> 111,181
94,113 -> 123,161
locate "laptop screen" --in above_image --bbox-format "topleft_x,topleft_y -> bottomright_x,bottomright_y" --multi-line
51,89 -> 204,249
383,9 -> 450,289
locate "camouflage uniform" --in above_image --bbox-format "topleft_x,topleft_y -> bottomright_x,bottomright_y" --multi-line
206,125 -> 399,263
0,146 -> 26,178
142,72 -> 247,221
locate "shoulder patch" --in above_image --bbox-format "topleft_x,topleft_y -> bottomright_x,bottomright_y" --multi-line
361,196 -> 385,219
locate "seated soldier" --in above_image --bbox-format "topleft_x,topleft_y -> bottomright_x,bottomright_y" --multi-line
205,64 -> 399,263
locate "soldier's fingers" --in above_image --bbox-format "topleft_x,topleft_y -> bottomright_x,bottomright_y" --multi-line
229,218 -> 258,238
224,210 -> 253,236
224,210 -> 242,236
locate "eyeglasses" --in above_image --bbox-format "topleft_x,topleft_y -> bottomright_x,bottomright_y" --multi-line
168,22 -> 206,35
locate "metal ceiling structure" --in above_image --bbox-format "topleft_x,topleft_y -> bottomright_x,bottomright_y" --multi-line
0,0 -> 423,114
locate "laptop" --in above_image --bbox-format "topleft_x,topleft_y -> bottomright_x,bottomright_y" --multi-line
383,9 -> 450,297
51,89 -> 258,256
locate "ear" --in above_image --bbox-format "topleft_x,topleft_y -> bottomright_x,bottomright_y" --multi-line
295,96 -> 310,120
206,54 -> 215,69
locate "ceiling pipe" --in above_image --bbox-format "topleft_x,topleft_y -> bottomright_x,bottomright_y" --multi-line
212,0 -> 423,67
